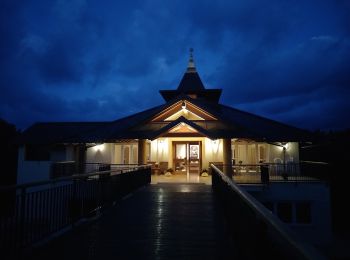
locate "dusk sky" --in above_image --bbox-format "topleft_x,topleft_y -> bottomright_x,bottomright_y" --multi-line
1,0 -> 350,131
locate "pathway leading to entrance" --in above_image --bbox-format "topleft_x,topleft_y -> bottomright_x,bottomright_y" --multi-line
32,183 -> 236,259
151,174 -> 212,184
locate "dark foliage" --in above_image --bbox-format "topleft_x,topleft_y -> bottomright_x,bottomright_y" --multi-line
300,129 -> 350,236
0,118 -> 19,186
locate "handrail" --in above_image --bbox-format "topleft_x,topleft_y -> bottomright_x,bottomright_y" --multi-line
52,160 -> 75,164
216,162 -> 328,167
84,163 -> 141,165
213,162 -> 327,184
211,164 -> 326,260
300,160 -> 329,165
0,164 -> 151,191
0,165 -> 151,257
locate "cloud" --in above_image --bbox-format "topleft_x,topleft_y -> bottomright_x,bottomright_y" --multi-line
311,35 -> 338,42
0,0 -> 349,131
235,86 -> 350,130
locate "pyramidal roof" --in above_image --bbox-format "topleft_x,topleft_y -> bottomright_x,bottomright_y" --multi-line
159,49 -> 222,103
177,49 -> 205,92
19,49 -> 311,144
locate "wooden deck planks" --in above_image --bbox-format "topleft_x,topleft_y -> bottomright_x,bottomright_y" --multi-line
33,183 -> 237,260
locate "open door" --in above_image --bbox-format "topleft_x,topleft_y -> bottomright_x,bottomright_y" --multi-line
173,141 -> 201,176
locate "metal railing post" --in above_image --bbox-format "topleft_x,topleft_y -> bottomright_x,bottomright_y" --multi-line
0,164 -> 152,255
19,187 -> 26,251
210,164 -> 326,260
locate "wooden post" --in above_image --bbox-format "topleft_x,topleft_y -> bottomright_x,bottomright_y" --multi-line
75,144 -> 86,174
283,147 -> 286,175
245,143 -> 249,164
223,138 -> 233,178
138,139 -> 147,165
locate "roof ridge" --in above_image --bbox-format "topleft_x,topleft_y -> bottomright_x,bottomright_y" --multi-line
112,104 -> 164,123
150,115 -> 214,140
218,102 -> 308,132
33,121 -> 111,125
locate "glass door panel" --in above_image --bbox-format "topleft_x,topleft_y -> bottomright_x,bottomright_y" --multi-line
175,143 -> 187,173
172,141 -> 202,176
189,144 -> 200,174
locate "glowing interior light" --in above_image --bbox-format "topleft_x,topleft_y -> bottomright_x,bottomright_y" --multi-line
279,142 -> 289,151
158,139 -> 165,151
211,139 -> 220,153
93,143 -> 104,152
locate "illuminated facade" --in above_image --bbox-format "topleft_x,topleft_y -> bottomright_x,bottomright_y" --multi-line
18,50 -> 307,183
16,51 -> 332,245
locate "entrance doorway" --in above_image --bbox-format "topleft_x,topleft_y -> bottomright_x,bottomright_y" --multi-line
173,141 -> 202,179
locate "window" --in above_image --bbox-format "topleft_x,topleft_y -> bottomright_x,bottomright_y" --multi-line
123,146 -> 130,164
247,145 -> 255,164
231,145 -> 236,160
296,202 -> 311,224
237,145 -> 244,163
259,145 -> 265,162
25,145 -> 50,161
277,202 -> 293,223
176,144 -> 186,159
132,145 -> 138,164
189,144 -> 199,159
265,201 -> 312,225
263,202 -> 274,212
146,143 -> 151,161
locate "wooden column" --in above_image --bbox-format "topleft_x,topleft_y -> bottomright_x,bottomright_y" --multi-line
223,138 -> 233,178
138,139 -> 147,165
75,144 -> 86,174
245,144 -> 249,164
234,143 -> 238,164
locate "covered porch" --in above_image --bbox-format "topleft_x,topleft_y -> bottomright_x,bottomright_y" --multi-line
79,137 -> 301,183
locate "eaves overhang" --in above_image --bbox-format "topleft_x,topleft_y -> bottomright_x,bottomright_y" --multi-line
148,116 -> 216,140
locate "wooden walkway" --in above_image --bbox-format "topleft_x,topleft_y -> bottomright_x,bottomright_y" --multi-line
32,183 -> 237,260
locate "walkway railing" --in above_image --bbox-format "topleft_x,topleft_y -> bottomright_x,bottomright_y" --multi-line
51,162 -> 144,179
0,165 -> 151,257
211,164 -> 326,260
212,161 -> 328,184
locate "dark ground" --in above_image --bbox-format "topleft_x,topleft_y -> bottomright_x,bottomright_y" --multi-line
2,118 -> 349,258
0,119 -> 18,186
30,183 -> 237,260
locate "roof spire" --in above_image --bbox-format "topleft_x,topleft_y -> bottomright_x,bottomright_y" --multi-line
187,48 -> 196,73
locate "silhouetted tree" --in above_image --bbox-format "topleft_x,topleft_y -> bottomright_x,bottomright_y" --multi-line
301,129 -> 350,236
0,119 -> 19,186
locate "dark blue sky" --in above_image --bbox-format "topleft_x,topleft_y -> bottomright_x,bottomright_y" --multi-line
1,0 -> 350,131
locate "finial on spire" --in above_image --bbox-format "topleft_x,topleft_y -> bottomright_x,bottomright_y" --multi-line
187,48 -> 196,73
